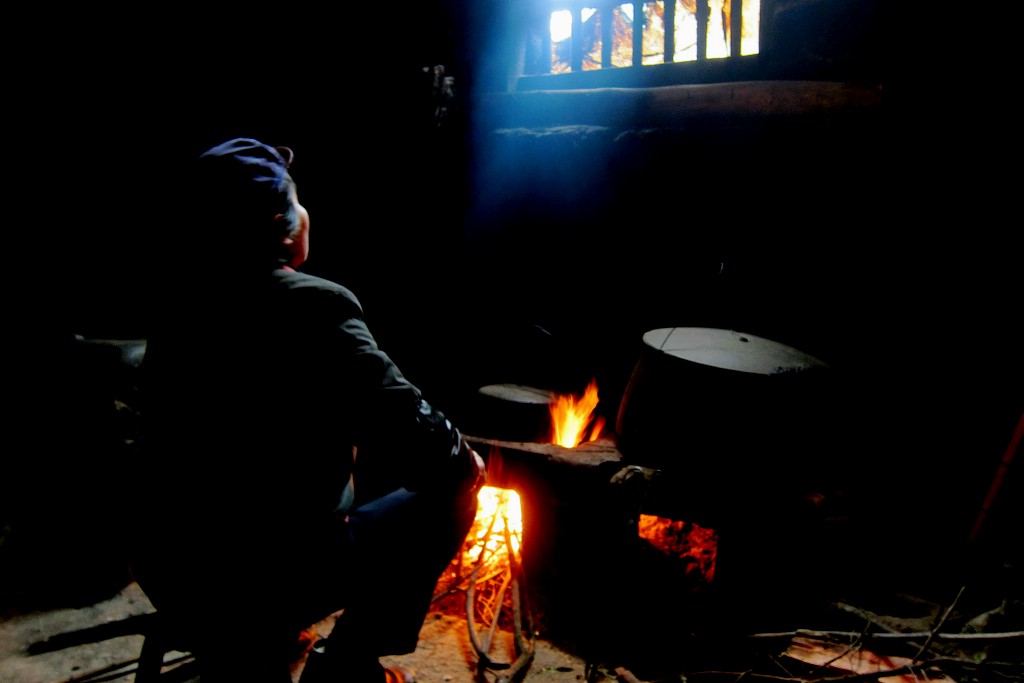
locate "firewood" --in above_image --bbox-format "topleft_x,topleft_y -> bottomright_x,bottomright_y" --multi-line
614,667 -> 646,683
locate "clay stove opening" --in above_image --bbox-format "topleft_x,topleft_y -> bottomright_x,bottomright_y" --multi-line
439,375 -> 724,672
431,483 -> 532,677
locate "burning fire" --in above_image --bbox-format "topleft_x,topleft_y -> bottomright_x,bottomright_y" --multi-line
463,485 -> 523,571
549,378 -> 606,448
435,484 -> 524,604
432,482 -> 528,645
638,514 -> 718,582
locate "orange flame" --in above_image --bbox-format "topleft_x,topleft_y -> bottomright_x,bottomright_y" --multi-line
434,484 -> 525,605
638,514 -> 718,582
549,378 -> 605,448
462,485 -> 523,569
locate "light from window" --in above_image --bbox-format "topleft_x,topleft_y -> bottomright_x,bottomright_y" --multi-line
550,9 -> 573,43
546,0 -> 759,75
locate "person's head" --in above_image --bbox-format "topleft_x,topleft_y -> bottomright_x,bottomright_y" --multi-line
191,138 -> 310,270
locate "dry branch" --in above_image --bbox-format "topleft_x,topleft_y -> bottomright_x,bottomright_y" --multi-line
614,666 -> 645,683
749,629 -> 1024,643
911,585 -> 965,663
683,665 -> 953,683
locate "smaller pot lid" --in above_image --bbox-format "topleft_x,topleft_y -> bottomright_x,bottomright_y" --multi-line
478,383 -> 554,404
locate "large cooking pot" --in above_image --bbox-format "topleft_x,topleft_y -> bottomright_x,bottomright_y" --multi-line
614,327 -> 834,523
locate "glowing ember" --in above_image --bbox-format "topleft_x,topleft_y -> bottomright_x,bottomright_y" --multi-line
638,514 -> 718,582
549,378 -> 606,448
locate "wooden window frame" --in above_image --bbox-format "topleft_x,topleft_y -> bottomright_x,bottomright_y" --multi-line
518,0 -> 762,91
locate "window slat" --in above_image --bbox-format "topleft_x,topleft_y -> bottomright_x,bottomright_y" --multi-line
571,8 -> 584,72
730,0 -> 743,58
665,0 -> 676,64
602,6 -> 613,68
696,0 -> 709,61
632,1 -> 643,66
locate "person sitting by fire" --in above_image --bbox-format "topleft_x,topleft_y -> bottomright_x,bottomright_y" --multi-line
131,138 -> 487,683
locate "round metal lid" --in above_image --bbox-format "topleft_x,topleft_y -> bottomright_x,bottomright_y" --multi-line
642,327 -> 827,375
478,383 -> 553,404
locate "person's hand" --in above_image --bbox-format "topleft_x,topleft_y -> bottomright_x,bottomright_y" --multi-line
467,446 -> 486,492
456,441 -> 487,498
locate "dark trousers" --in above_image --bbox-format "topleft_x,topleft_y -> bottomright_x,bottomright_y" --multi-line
296,484 -> 479,682
140,482 -> 477,683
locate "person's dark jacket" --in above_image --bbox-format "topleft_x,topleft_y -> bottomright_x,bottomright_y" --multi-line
133,267 -> 472,628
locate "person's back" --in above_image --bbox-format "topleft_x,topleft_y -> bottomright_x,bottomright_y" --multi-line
139,270 -> 362,607
132,138 -> 484,683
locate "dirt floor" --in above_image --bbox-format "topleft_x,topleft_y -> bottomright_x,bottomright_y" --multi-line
2,561 -> 1022,683
0,579 -> 614,683
2,452 -> 1022,683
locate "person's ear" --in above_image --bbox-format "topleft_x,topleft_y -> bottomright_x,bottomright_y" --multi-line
275,215 -> 294,246
277,217 -> 294,245
277,208 -> 310,268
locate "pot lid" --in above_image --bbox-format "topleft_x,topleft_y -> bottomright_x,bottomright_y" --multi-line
643,327 -> 827,376
478,383 -> 553,404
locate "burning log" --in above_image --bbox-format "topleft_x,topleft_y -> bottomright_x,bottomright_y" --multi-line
432,484 -> 534,681
465,519 -> 535,683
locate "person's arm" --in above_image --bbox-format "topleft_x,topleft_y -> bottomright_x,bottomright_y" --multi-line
325,286 -> 484,494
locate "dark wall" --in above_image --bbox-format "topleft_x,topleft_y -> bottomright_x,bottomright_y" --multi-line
32,3 -> 490,329
22,1 -> 1020,578
39,0 -> 888,340
36,1 -> 885,335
